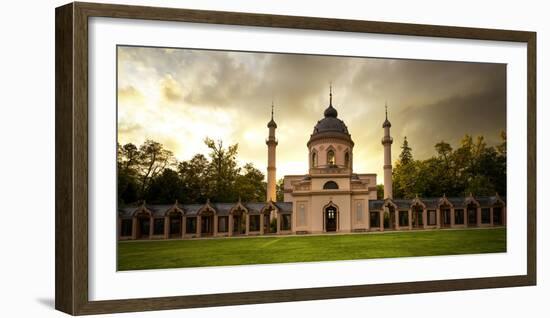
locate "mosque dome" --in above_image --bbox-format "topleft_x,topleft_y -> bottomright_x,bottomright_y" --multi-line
312,108 -> 349,135
307,88 -> 354,170
308,90 -> 353,147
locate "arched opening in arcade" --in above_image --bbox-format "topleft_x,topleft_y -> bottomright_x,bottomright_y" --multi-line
231,208 -> 246,235
200,210 -> 215,236
412,204 -> 424,229
440,204 -> 452,228
383,204 -> 396,230
467,202 -> 478,226
167,210 -> 183,238
135,211 -> 151,239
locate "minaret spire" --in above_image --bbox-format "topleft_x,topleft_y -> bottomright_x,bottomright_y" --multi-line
382,102 -> 393,199
383,101 -> 391,128
267,101 -> 277,128
266,100 -> 278,203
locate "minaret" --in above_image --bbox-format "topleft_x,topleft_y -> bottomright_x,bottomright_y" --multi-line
266,102 -> 278,202
381,103 -> 393,199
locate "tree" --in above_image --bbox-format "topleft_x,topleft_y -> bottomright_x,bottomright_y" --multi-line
435,141 -> 452,163
392,132 -> 506,199
117,138 -> 268,205
465,175 -> 495,196
433,141 -> 455,195
393,137 -> 416,198
137,140 -> 174,194
494,132 -> 507,195
119,143 -> 140,171
276,178 -> 285,202
234,163 -> 266,202
393,161 -> 416,198
117,142 -> 140,204
472,147 -> 506,195
117,170 -> 139,204
178,154 -> 210,203
145,168 -> 185,203
496,130 -> 506,157
399,136 -> 413,165
204,138 -> 240,202
376,184 -> 384,199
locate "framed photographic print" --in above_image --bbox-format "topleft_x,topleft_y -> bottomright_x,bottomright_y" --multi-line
55,2 -> 536,315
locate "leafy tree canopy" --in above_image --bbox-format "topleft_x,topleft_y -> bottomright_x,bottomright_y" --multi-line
117,138 -> 266,205
392,131 -> 506,199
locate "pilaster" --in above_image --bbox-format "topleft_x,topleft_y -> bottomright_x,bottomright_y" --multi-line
131,217 -> 137,240
213,215 -> 218,236
395,209 -> 400,230
164,216 -> 170,239
148,217 -> 153,238
450,208 -> 455,228
422,208 -> 427,229
228,215 -> 233,237
245,214 -> 250,235
196,215 -> 201,237
182,216 -> 186,238
260,214 -> 265,235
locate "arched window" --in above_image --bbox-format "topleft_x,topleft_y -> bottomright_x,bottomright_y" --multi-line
344,152 -> 350,167
311,152 -> 317,167
327,150 -> 336,166
323,181 -> 339,190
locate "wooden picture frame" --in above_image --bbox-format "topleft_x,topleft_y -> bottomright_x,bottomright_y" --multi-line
55,2 -> 536,315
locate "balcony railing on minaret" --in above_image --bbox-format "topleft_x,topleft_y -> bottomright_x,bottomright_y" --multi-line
381,136 -> 393,145
266,136 -> 278,145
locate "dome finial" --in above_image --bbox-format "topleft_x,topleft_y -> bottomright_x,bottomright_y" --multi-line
271,100 -> 274,120
323,83 -> 338,118
385,101 -> 388,120
329,82 -> 333,106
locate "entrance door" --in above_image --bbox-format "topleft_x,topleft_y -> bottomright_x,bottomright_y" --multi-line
325,206 -> 337,232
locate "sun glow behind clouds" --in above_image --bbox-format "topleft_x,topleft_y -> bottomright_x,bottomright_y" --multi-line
117,46 -> 506,180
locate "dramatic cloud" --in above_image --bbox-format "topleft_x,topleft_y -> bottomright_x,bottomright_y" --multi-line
117,46 -> 506,180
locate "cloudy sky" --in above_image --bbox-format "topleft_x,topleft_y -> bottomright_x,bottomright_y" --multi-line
117,46 -> 506,180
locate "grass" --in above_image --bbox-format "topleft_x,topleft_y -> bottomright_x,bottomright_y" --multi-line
117,228 -> 506,270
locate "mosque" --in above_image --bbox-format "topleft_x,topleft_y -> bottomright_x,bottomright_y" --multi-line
118,89 -> 506,240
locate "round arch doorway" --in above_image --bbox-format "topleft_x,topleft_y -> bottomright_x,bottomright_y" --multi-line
325,205 -> 338,232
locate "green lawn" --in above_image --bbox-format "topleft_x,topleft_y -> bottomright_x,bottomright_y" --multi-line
117,228 -> 506,270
